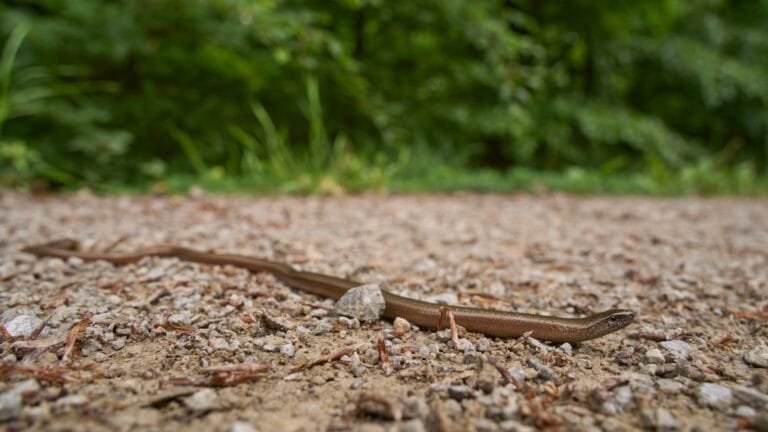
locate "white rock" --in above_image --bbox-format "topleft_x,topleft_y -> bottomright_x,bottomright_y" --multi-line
657,379 -> 684,394
184,388 -> 218,412
743,344 -> 768,368
655,408 -> 679,431
393,317 -> 411,332
280,341 -> 295,357
698,383 -> 733,409
735,405 -> 756,418
645,348 -> 665,364
333,284 -> 385,323
659,340 -> 693,361
0,380 -> 40,421
231,421 -> 258,432
4,314 -> 42,338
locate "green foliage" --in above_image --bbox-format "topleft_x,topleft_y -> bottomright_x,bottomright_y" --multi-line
0,0 -> 766,193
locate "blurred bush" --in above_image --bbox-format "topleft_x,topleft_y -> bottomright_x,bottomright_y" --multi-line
0,0 -> 766,191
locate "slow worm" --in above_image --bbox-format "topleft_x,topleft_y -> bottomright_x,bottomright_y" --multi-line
23,239 -> 635,342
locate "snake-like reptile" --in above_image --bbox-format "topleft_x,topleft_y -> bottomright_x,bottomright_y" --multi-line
23,239 -> 635,342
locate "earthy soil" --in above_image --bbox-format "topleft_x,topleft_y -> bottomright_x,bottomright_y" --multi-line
1,191 -> 767,432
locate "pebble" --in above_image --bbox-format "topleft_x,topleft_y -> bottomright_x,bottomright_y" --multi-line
280,341 -> 295,357
210,337 -> 231,351
0,386 -> 23,421
313,319 -> 334,335
402,397 -> 430,420
698,383 -> 733,409
4,314 -> 42,338
333,284 -> 386,323
54,394 -> 88,407
645,348 -> 666,364
743,344 -> 768,368
393,317 -> 411,332
355,392 -> 401,420
337,316 -> 360,329
230,421 -> 258,432
730,384 -> 768,407
657,379 -> 684,394
443,399 -> 463,418
399,419 -> 426,432
659,340 -> 693,361
654,408 -> 680,431
184,389 -> 219,412
499,420 -> 534,432
735,405 -> 756,418
448,385 -> 473,401
455,338 -> 476,352
427,293 -> 458,304
474,418 -> 498,432
350,352 -> 366,377
526,358 -> 555,381
559,342 -> 572,356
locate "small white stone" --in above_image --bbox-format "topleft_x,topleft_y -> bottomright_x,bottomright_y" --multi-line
655,408 -> 679,431
743,344 -> 768,368
230,421 -> 258,432
393,317 -> 411,332
333,284 -> 385,323
657,379 -> 684,394
735,405 -> 756,418
184,388 -> 218,412
659,340 -> 693,361
698,383 -> 733,409
280,341 -> 295,357
645,348 -> 666,364
4,314 -> 42,338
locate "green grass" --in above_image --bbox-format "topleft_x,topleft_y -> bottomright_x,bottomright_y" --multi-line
94,163 -> 768,196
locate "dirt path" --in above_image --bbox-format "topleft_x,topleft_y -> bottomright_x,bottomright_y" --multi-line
1,191 -> 767,431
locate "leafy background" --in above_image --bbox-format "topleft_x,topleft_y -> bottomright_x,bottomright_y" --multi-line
1,0 -> 766,193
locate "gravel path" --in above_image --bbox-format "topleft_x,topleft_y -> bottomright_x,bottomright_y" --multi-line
1,191 -> 767,431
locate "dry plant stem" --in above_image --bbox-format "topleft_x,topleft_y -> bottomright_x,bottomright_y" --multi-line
378,336 -> 389,364
0,364 -> 75,384
1,324 -> 15,342
487,356 -> 522,389
28,313 -> 53,340
447,309 -> 460,347
62,317 -> 91,362
292,345 -> 361,373
22,239 -> 637,343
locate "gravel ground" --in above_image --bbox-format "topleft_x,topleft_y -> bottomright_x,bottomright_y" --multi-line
1,191 -> 767,432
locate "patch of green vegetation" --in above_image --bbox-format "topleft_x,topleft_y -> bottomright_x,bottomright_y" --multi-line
1,2 -> 767,195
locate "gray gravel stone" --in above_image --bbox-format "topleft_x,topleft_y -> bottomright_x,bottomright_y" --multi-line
393,317 -> 411,332
735,405 -> 756,418
230,421 -> 258,432
184,388 -> 219,412
655,407 -> 680,431
645,348 -> 666,364
399,419 -> 426,432
743,344 -> 768,368
4,314 -> 41,338
448,385 -> 473,401
0,388 -> 22,421
657,379 -> 684,394
659,340 -> 693,361
0,379 -> 39,421
474,417 -> 499,432
333,284 -> 386,323
499,420 -> 534,432
698,383 -> 733,409
280,341 -> 295,357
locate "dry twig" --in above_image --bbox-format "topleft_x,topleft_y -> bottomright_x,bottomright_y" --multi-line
62,317 -> 91,362
291,345 -> 361,373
